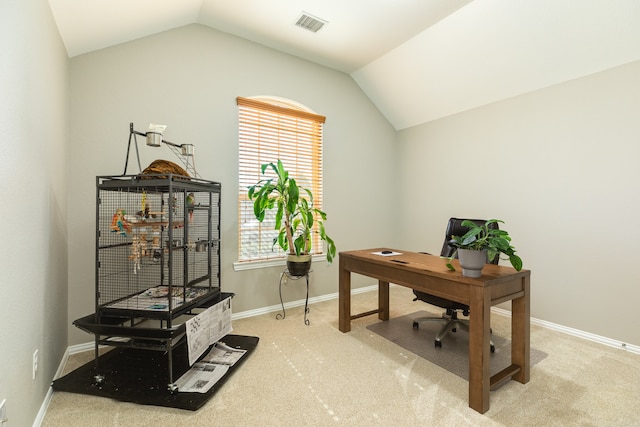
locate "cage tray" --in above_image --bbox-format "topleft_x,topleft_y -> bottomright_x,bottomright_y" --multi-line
74,292 -> 233,341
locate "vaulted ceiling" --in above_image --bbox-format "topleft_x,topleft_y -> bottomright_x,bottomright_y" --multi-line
48,0 -> 640,130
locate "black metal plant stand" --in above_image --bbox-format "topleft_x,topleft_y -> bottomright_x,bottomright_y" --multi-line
276,270 -> 311,325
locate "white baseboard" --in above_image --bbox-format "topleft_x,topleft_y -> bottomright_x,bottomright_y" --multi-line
33,348 -> 69,427
63,286 -> 640,357
231,283 -> 377,320
491,306 -> 640,355
234,285 -> 640,355
37,285 -> 638,426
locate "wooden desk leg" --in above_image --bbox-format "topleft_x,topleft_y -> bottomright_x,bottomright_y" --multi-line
511,275 -> 531,383
468,286 -> 491,414
378,280 -> 389,321
338,257 -> 351,332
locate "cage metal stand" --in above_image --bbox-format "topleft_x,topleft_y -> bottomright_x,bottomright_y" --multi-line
276,270 -> 311,325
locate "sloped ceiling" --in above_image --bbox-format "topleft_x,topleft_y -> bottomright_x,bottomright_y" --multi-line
48,0 -> 640,130
354,1 -> 640,129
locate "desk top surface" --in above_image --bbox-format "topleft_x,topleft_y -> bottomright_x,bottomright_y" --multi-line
339,248 -> 530,285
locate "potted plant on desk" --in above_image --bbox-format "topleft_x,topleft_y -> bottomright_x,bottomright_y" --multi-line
445,219 -> 523,278
248,159 -> 336,276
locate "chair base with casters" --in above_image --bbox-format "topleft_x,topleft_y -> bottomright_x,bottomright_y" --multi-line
412,305 -> 495,353
412,218 -> 501,353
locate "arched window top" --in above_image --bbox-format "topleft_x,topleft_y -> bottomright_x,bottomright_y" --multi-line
247,95 -> 319,115
236,96 -> 326,124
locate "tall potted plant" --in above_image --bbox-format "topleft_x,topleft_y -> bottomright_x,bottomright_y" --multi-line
248,159 -> 336,276
445,219 -> 522,278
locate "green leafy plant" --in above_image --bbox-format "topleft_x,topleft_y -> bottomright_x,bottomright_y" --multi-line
247,159 -> 336,264
445,219 -> 522,272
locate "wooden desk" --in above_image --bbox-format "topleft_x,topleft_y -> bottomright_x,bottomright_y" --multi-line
338,249 -> 530,414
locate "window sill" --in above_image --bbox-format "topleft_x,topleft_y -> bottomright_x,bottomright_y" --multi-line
233,253 -> 327,272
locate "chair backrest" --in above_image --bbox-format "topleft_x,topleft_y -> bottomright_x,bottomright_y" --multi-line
439,217 -> 500,265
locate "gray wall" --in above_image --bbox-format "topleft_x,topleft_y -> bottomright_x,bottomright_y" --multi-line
4,6 -> 638,424
397,60 -> 640,347
67,24 -> 399,345
0,0 -> 69,425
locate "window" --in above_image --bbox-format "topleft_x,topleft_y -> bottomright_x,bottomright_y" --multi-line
236,96 -> 326,264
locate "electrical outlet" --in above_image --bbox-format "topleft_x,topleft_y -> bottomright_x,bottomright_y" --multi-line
32,349 -> 39,380
0,398 -> 7,423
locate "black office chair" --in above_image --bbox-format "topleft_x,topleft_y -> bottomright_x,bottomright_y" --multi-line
412,218 -> 498,352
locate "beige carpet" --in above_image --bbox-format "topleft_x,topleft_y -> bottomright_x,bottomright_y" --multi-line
366,310 -> 547,380
42,286 -> 640,426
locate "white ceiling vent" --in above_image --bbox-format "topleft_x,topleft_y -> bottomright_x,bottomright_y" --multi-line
295,12 -> 328,33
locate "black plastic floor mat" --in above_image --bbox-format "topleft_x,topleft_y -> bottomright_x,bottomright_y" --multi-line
51,334 -> 259,411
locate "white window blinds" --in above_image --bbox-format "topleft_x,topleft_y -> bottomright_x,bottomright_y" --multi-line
237,96 -> 326,262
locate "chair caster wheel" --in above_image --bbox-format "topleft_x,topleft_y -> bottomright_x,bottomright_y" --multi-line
434,340 -> 442,348
490,344 -> 495,353
452,327 -> 457,333
412,321 -> 419,329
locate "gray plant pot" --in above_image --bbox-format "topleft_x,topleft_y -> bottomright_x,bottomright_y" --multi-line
457,248 -> 488,278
